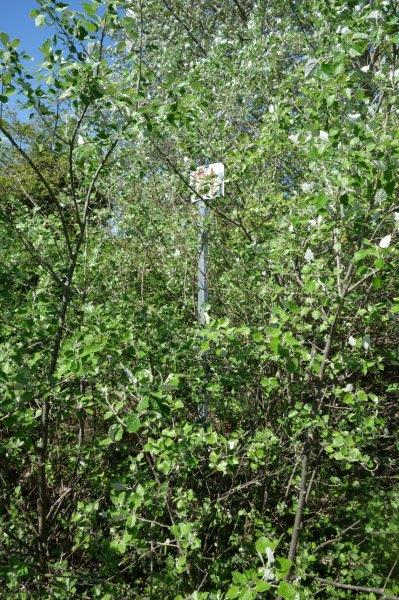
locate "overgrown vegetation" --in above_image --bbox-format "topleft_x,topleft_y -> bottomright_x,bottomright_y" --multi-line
1,1 -> 399,598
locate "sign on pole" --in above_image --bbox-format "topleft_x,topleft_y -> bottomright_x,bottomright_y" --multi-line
190,163 -> 224,326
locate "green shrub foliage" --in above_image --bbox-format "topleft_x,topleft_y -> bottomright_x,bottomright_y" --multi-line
1,0 -> 399,598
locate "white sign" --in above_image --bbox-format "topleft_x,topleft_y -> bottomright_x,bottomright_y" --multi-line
190,162 -> 225,201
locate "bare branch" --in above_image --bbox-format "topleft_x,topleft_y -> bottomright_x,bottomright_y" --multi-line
68,104 -> 89,230
315,520 -> 361,551
285,459 -> 299,498
316,578 -> 399,599
383,558 -> 399,595
217,478 -> 261,502
347,269 -> 378,294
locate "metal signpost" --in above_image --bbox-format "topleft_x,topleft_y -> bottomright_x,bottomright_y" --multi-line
191,162 -> 224,325
191,162 -> 224,418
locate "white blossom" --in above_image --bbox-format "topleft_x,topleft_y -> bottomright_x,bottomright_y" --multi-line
301,182 -> 313,193
266,547 -> 275,565
374,188 -> 387,204
310,215 -> 323,228
304,248 -> 314,262
288,133 -> 300,144
379,234 -> 392,249
368,9 -> 382,19
261,567 -> 275,581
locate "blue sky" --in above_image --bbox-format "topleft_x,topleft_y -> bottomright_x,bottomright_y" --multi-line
2,0 -> 82,62
2,0 -> 84,117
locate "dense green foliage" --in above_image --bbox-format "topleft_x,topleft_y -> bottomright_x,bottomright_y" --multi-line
1,1 -> 399,598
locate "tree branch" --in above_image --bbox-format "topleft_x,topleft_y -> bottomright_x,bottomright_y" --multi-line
68,104 -> 89,230
0,207 -> 64,288
232,0 -> 248,23
316,578 -> 399,599
161,0 -> 206,56
315,520 -> 361,551
287,452 -> 308,567
0,122 -> 73,257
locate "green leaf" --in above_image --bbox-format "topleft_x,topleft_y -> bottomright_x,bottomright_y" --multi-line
0,32 -> 10,45
5,85 -> 16,97
80,341 -> 104,357
255,536 -> 274,554
260,377 -> 279,392
354,248 -> 376,263
40,39 -> 52,57
125,414 -> 141,433
83,20 -> 98,33
109,424 -> 123,442
110,531 -> 131,554
255,580 -> 271,592
175,555 -> 187,574
276,557 -> 291,578
277,581 -> 297,600
241,590 -> 256,600
226,586 -> 241,599
83,2 -> 98,17
270,336 -> 280,354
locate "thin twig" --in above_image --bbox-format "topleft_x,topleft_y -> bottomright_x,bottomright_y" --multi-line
304,467 -> 316,503
68,104 -> 89,229
137,0 -> 144,95
217,478 -> 261,502
347,269 -> 378,294
382,558 -> 399,595
287,452 -> 308,567
285,459 -> 299,498
82,139 -> 118,226
315,520 -> 361,551
316,578 -> 399,599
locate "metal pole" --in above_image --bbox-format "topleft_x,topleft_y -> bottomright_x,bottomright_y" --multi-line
197,196 -> 210,421
191,163 -> 224,421
197,197 -> 209,327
